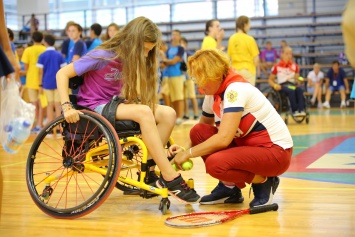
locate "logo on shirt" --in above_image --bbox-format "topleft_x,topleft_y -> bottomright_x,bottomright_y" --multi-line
227,90 -> 238,103
104,68 -> 123,81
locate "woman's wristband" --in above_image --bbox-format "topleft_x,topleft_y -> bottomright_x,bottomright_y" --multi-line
189,148 -> 193,158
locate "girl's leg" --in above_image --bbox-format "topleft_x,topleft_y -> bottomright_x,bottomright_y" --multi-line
115,103 -> 200,203
154,104 -> 176,146
115,103 -> 177,180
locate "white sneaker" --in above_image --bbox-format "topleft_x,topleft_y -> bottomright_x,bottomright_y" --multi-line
175,118 -> 183,125
322,102 -> 330,109
298,111 -> 306,116
317,102 -> 322,108
340,101 -> 346,108
293,111 -> 301,117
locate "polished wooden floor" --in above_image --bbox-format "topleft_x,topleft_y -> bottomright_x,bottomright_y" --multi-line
0,108 -> 354,237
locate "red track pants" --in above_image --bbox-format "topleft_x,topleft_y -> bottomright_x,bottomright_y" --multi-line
190,123 -> 292,189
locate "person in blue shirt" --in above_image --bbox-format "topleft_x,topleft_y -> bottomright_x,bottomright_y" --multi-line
67,23 -> 87,63
37,34 -> 66,127
61,21 -> 75,64
86,23 -> 102,52
322,61 -> 350,108
162,30 -> 185,125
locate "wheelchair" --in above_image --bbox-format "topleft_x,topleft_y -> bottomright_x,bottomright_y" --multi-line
266,88 -> 310,125
26,97 -> 186,219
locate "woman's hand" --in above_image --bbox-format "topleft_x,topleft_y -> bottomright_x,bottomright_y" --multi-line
168,144 -> 185,158
173,151 -> 191,170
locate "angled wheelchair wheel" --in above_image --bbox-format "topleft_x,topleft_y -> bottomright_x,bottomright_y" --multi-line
266,89 -> 282,113
116,137 -> 174,194
26,110 -> 121,219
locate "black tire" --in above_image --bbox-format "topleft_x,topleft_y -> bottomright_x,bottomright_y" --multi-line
26,110 -> 121,219
266,89 -> 282,113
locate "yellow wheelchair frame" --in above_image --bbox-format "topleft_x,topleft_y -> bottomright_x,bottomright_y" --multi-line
26,110 -> 184,219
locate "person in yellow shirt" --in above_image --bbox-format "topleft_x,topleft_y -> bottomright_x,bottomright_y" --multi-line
21,31 -> 46,133
201,19 -> 224,50
228,15 -> 259,86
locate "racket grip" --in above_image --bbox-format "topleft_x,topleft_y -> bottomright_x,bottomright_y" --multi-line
249,203 -> 279,215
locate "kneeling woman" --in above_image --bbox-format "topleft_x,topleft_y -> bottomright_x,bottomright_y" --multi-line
171,48 -> 293,207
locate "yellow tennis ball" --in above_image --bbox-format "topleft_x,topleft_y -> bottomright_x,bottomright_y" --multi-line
182,159 -> 193,171
298,76 -> 304,81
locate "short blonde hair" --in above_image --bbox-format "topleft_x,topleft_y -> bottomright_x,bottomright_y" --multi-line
187,48 -> 230,86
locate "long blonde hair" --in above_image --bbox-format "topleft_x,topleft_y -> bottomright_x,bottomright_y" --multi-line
97,16 -> 161,111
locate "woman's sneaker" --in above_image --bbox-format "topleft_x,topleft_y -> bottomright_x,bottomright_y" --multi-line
249,177 -> 280,207
156,174 -> 200,204
200,181 -> 244,205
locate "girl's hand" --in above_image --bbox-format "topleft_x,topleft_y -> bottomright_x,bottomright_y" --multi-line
63,107 -> 81,123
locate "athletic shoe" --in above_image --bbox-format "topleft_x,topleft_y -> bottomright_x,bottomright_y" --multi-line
322,102 -> 330,109
340,101 -> 346,108
317,102 -> 322,108
193,115 -> 199,120
200,181 -> 244,205
298,110 -> 306,116
292,111 -> 301,117
249,177 -> 280,207
182,115 -> 189,120
156,174 -> 200,204
175,118 -> 183,125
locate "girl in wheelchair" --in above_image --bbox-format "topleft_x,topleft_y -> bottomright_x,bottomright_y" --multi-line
268,47 -> 306,117
56,16 -> 200,204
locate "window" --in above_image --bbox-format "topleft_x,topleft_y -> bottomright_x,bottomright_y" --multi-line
236,0 -> 264,17
173,2 -> 213,22
134,4 -> 170,23
217,0 -> 236,19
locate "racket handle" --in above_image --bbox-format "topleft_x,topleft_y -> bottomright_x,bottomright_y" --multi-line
249,203 -> 279,215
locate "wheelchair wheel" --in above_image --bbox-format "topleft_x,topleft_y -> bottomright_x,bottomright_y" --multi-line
116,138 -> 174,193
266,89 -> 282,113
26,110 -> 121,219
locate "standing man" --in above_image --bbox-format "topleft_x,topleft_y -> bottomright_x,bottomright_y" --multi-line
163,30 -> 185,125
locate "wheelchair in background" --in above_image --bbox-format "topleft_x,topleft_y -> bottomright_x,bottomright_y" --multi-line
26,96 -> 185,219
266,87 -> 310,125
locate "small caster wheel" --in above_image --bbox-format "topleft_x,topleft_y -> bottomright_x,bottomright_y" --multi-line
159,198 -> 170,214
41,186 -> 53,200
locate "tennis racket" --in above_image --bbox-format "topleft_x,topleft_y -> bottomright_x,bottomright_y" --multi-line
165,203 -> 278,228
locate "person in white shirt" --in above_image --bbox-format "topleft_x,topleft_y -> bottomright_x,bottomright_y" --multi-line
307,63 -> 324,108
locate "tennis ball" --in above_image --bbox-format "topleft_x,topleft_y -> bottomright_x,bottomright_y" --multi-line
181,159 -> 193,171
172,164 -> 178,171
298,76 -> 304,81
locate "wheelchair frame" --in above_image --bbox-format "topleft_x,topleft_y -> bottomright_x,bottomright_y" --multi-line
26,110 -> 175,219
266,88 -> 310,125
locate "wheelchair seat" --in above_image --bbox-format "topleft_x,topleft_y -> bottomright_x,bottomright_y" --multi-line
70,95 -> 141,136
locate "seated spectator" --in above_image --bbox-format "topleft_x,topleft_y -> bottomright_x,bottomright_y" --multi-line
259,41 -> 278,77
268,46 -> 305,117
307,63 -> 324,108
322,61 -> 350,109
278,40 -> 288,58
